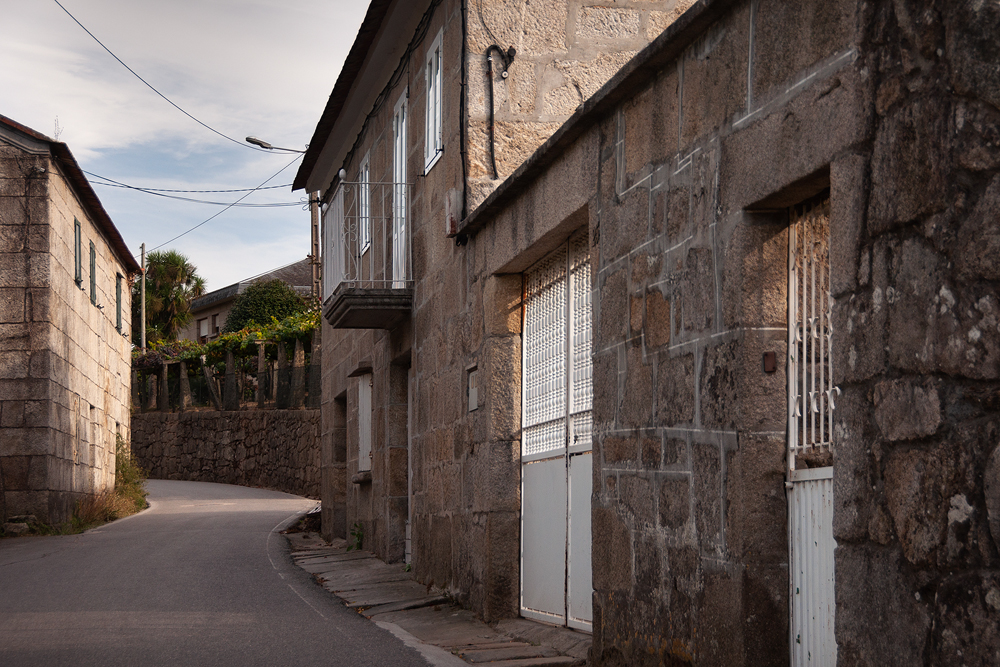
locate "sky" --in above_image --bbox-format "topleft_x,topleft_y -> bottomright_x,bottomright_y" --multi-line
1,0 -> 370,291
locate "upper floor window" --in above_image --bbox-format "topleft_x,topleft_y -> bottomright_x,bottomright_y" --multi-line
424,29 -> 443,171
359,154 -> 371,253
393,90 -> 408,286
116,273 -> 123,332
74,219 -> 82,286
89,241 -> 97,305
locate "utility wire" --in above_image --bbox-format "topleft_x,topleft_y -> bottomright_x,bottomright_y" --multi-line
83,171 -> 298,206
81,172 -> 292,193
52,0 -> 273,153
142,154 -> 303,255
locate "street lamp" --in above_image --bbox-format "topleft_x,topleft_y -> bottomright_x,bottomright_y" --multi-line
247,136 -> 320,297
246,136 -> 306,153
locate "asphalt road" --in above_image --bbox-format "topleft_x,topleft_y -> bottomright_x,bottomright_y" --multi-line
0,480 -> 430,667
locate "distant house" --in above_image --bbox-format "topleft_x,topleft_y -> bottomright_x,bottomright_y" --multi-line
0,114 -> 140,525
177,257 -> 312,343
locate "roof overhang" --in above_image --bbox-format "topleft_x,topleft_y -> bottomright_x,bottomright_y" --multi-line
293,0 -> 431,194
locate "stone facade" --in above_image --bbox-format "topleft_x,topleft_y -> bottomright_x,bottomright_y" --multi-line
0,115 -> 138,525
299,0 -> 1000,662
131,410 -> 320,499
296,0 -> 686,623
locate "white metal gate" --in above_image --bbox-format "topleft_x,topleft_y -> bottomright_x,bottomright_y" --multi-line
521,233 -> 593,631
787,197 -> 837,666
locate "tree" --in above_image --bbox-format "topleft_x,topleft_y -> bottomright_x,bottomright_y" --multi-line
223,279 -> 305,333
132,250 -> 206,343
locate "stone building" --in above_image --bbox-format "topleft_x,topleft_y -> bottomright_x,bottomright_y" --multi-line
0,115 -> 139,525
297,0 -> 1000,664
295,0 -> 687,628
177,257 -> 313,343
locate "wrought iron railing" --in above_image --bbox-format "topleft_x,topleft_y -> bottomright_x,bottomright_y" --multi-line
323,181 -> 411,296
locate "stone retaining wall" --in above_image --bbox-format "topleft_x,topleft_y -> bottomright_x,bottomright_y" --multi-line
131,410 -> 320,498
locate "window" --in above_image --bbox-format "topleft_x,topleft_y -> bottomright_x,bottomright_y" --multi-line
74,219 -> 82,286
211,314 -> 218,335
358,373 -> 372,471
392,90 -> 408,286
359,154 -> 371,254
424,29 -> 443,171
115,273 -> 123,332
89,241 -> 96,305
198,318 -> 208,339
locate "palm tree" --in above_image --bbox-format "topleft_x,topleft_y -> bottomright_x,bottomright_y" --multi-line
132,250 -> 206,343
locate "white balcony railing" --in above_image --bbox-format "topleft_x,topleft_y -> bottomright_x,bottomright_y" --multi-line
323,181 -> 411,297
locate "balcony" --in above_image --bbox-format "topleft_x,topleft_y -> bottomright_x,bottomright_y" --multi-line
322,181 -> 413,329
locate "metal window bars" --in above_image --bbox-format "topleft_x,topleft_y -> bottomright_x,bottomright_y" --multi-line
323,181 -> 412,295
787,197 -> 839,471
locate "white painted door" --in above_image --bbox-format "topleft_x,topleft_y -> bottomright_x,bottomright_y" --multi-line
787,197 -> 837,665
521,233 -> 593,631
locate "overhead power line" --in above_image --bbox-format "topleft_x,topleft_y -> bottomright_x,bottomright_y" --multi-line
83,170 -> 299,206
142,154 -> 304,255
52,0 -> 274,153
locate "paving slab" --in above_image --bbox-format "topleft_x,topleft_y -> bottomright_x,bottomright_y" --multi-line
285,531 -> 592,666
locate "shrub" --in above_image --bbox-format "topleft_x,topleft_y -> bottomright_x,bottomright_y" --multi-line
223,279 -> 305,333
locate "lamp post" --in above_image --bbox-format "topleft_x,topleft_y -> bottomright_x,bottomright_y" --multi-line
245,136 -> 305,153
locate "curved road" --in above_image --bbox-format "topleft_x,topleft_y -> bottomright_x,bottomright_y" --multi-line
0,480 -> 429,666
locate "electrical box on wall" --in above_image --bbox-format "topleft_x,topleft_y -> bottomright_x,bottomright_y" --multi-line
445,188 -> 462,236
468,366 -> 478,411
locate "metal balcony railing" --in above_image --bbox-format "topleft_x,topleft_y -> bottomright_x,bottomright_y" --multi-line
322,181 -> 413,329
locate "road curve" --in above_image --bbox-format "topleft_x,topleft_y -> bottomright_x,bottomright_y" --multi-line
0,479 -> 429,667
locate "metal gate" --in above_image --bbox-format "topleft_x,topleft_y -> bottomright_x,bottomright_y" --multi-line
787,197 -> 837,666
521,233 -> 593,631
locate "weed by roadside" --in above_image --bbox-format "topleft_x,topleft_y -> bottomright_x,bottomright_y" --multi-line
1,436 -> 148,537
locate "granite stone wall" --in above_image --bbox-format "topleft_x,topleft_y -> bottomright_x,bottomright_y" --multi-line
131,410 -> 320,499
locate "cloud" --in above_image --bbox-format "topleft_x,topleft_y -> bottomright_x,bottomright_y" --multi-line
1,0 -> 367,287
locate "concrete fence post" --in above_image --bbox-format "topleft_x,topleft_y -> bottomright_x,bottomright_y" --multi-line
178,361 -> 192,411
291,338 -> 305,409
276,342 -> 290,409
257,341 -> 267,409
224,350 -> 239,411
158,362 -> 169,412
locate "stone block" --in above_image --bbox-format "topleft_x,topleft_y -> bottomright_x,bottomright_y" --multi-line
1,400 -> 24,427
720,212 -> 787,330
577,7 -> 640,42
680,6 -> 749,148
483,274 -> 522,336
658,474 -> 690,531
1,427 -> 49,455
472,440 -> 519,513
656,352 -> 694,427
623,72 -> 679,176
618,473 -> 655,528
835,545 -> 929,665
645,288 -> 670,348
678,246 -> 714,333
0,289 -> 24,323
955,173 -> 1000,282
741,563 -> 788,666
621,346 -> 652,428
592,505 -> 632,593
869,99 -> 950,232
597,267 -> 628,348
700,569 -> 744,665
873,378 -> 940,442
945,0 -> 1000,113
692,441 -> 722,553
0,254 -> 28,288
930,572 -> 1000,664
753,0 -> 855,101
724,433 -> 786,562
0,351 -> 29,379
699,341 -> 738,430
829,154 -> 866,296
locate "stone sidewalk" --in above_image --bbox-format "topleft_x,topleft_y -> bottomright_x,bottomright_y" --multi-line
284,531 -> 590,667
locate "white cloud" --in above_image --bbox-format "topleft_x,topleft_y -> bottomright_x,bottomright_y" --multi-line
2,0 -> 368,287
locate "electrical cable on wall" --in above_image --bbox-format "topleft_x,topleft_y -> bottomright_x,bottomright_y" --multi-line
484,44 -> 515,180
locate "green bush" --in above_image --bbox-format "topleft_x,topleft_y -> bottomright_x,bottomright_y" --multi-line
223,280 -> 305,333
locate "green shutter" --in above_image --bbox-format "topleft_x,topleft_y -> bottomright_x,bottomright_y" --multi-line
116,274 -> 123,332
89,241 -> 96,305
74,219 -> 82,285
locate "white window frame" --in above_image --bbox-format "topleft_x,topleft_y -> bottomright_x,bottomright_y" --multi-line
359,154 -> 371,254
393,89 -> 408,287
358,373 -> 372,472
424,29 -> 443,172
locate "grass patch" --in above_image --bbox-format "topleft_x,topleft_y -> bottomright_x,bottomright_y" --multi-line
2,436 -> 148,537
